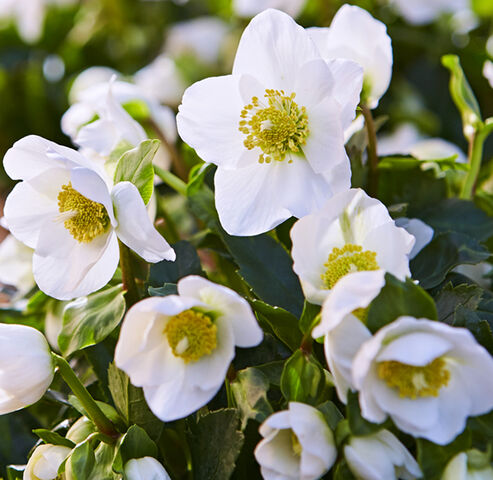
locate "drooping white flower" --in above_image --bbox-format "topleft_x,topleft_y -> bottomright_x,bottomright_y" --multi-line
0,323 -> 54,414
233,0 -> 307,18
23,444 -> 72,480
291,188 -> 414,305
177,9 -> 363,236
390,0 -> 469,25
3,135 -> 175,300
124,457 -> 171,480
344,429 -> 422,480
0,233 -> 34,297
442,451 -> 493,480
395,218 -> 434,259
352,316 -> 493,445
308,5 -> 392,108
115,275 -> 263,421
254,402 -> 337,480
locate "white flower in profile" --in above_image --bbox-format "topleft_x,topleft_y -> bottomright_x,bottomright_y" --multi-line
344,429 -> 422,480
254,402 -> 337,480
3,135 -> 175,300
353,316 -> 493,445
233,0 -> 307,18
24,444 -> 72,480
124,457 -> 171,480
0,324 -> 54,414
115,275 -> 263,421
442,451 -> 493,480
395,218 -> 434,259
391,0 -> 468,25
177,9 -> 363,236
291,188 -> 414,305
308,4 -> 392,108
0,233 -> 34,297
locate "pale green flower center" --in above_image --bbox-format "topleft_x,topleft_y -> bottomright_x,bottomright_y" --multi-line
321,244 -> 379,290
165,309 -> 217,363
291,431 -> 302,456
377,358 -> 450,399
238,89 -> 309,164
57,183 -> 110,243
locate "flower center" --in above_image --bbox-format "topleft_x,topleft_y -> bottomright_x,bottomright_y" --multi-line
164,309 -> 217,363
238,89 -> 309,164
57,183 -> 110,243
377,357 -> 450,399
291,431 -> 302,456
321,244 -> 379,289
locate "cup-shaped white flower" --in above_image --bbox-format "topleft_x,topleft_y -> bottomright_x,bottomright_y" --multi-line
24,444 -> 72,480
353,316 -> 493,445
442,451 -> 493,480
177,9 -> 363,236
308,5 -> 392,108
344,429 -> 422,480
291,188 -> 414,305
0,323 -> 54,414
115,275 -> 263,421
395,218 -> 434,259
3,135 -> 175,300
124,457 -> 171,480
254,402 -> 337,480
233,0 -> 307,18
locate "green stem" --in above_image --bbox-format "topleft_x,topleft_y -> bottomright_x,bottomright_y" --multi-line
360,104 -> 379,197
154,166 -> 188,196
53,354 -> 118,440
118,241 -> 140,308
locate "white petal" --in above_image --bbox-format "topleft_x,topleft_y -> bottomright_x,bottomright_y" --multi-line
124,457 -> 171,480
395,217 -> 434,259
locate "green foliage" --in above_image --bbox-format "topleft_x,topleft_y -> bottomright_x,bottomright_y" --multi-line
65,441 -> 96,480
299,301 -> 321,335
346,391 -> 385,436
113,425 -> 158,473
33,428 -> 75,448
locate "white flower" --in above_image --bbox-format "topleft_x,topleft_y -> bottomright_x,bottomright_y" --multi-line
308,5 -> 392,108
124,457 -> 171,480
483,60 -> 493,89
23,444 -> 72,480
0,323 -> 54,414
442,451 -> 493,480
453,263 -> 493,289
344,429 -> 422,480
233,0 -> 307,18
353,316 -> 493,445
68,66 -> 119,104
115,275 -> 263,421
0,233 -> 34,296
177,9 -> 363,236
254,402 -> 337,480
291,188 -> 414,305
391,0 -> 468,25
3,135 -> 175,300
395,218 -> 434,259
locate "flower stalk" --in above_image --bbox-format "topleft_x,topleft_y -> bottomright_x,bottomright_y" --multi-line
360,104 -> 379,197
118,240 -> 140,308
154,165 -> 188,196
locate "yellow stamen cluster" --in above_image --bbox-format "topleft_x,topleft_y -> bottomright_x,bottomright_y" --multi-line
239,89 -> 309,164
377,358 -> 450,399
57,183 -> 110,243
321,244 -> 379,289
352,307 -> 369,323
165,309 -> 217,363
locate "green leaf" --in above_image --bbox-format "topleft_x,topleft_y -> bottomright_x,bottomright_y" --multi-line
411,233 -> 490,289
417,429 -> 471,480
148,283 -> 178,297
317,401 -> 344,431
113,139 -> 159,205
254,360 -> 285,386
186,162 -> 214,196
333,460 -> 357,480
378,154 -> 467,172
188,409 -> 244,480
113,425 -> 158,473
68,396 -> 123,432
468,410 -> 493,447
346,391 -> 385,436
299,301 -> 321,335
6,465 -> 25,480
435,283 -> 483,324
91,443 -> 120,480
454,305 -> 493,354
230,368 -> 274,429
280,350 -> 332,405
33,428 -> 75,448
65,441 -> 95,480
108,363 -> 163,441
58,284 -> 126,356
251,300 -> 301,352
366,274 -> 437,333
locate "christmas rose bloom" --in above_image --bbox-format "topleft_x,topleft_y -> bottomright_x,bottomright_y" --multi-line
124,457 -> 171,480
353,316 -> 493,445
442,451 -> 493,480
291,188 -> 414,305
24,444 -> 72,480
3,136 -> 175,300
177,9 -> 363,236
115,275 -> 263,421
254,402 -> 337,480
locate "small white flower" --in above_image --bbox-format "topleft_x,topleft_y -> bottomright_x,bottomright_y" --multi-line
352,316 -> 493,445
453,263 -> 493,289
124,457 -> 171,480
3,135 -> 175,300
0,323 -> 54,414
442,451 -> 493,480
391,0 -> 469,25
233,0 -> 307,18
115,275 -> 263,421
291,188 -> 414,305
23,444 -> 72,480
308,5 -> 392,108
395,218 -> 434,259
68,66 -> 119,104
483,60 -> 493,89
344,429 -> 422,480
254,402 -> 337,480
177,9 -> 363,236
0,233 -> 34,296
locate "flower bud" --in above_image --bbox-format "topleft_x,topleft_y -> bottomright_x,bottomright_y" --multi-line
124,457 -> 171,480
23,444 -> 71,480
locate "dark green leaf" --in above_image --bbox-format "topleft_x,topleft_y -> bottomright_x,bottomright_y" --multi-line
148,283 -> 178,297
113,425 -> 158,473
317,401 -> 344,431
254,360 -> 285,387
333,459 -> 357,480
454,305 -> 493,354
346,391 -> 385,436
299,301 -> 321,335
33,429 -> 75,448
65,441 -> 95,480
435,283 -> 483,324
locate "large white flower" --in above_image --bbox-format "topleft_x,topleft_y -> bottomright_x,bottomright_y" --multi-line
24,444 -> 72,480
391,0 -> 468,25
442,451 -> 493,480
115,275 -> 263,421
124,457 -> 171,480
254,402 -> 337,480
344,429 -> 422,480
291,188 -> 414,305
177,9 -> 363,236
353,316 -> 493,445
308,5 -> 392,108
0,324 -> 54,414
3,135 -> 175,300
233,0 -> 307,18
